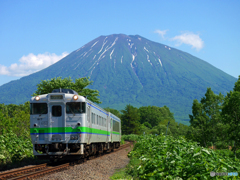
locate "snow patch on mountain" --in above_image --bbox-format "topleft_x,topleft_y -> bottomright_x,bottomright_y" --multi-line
130,43 -> 134,49
83,52 -> 88,57
147,55 -> 152,66
98,37 -> 118,60
158,58 -> 163,67
86,50 -> 93,58
76,45 -> 85,52
110,48 -> 115,59
130,54 -> 135,68
121,56 -> 123,64
91,41 -> 99,48
165,46 -> 171,50
98,37 -> 108,54
144,47 -> 149,52
90,67 -> 95,76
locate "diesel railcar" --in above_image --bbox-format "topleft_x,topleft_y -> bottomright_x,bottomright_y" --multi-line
30,88 -> 121,161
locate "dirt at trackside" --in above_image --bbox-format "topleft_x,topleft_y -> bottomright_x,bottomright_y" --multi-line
36,146 -> 132,180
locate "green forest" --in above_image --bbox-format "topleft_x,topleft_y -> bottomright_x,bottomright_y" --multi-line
0,76 -> 240,178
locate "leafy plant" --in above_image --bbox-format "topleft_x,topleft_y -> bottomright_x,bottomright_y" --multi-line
126,134 -> 240,179
0,131 -> 33,166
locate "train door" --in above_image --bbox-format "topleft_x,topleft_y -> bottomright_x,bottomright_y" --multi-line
49,103 -> 65,142
87,105 -> 92,144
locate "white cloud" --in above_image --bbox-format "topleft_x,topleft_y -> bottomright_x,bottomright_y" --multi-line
171,32 -> 204,51
0,52 -> 69,77
154,29 -> 168,39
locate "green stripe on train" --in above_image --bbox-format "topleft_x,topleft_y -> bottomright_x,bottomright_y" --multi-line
30,127 -> 120,135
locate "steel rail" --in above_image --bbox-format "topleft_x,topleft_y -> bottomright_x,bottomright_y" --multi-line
8,163 -> 69,180
0,163 -> 47,180
0,141 -> 133,180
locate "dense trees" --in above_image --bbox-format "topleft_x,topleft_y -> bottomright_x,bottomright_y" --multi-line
187,76 -> 240,151
138,106 -> 174,128
222,76 -> 240,153
0,102 -> 30,136
119,104 -> 188,137
188,88 -> 224,147
32,76 -> 101,104
121,104 -> 141,135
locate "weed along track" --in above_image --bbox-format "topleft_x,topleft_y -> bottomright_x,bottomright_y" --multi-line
0,141 -> 133,180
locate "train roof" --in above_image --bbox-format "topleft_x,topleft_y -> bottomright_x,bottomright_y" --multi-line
52,88 -> 78,95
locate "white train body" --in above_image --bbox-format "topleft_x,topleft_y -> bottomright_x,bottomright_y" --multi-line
30,89 -> 121,160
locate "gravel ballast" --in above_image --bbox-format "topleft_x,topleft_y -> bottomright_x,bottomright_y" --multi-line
36,146 -> 132,180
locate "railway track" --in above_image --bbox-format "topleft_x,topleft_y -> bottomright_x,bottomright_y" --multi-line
0,141 -> 133,180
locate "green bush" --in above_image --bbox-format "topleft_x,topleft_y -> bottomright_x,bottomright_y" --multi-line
0,131 -> 33,165
127,134 -> 240,179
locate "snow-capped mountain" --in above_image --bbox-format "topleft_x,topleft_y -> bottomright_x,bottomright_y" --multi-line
0,34 -> 236,123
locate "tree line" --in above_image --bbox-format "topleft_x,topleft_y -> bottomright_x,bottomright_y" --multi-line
105,105 -> 188,138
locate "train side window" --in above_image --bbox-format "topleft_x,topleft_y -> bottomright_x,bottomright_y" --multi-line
97,115 -> 98,125
113,120 -> 120,132
52,106 -> 62,117
91,113 -> 94,123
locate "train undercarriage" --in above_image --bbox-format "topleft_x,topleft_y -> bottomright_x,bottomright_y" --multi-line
35,142 -> 120,162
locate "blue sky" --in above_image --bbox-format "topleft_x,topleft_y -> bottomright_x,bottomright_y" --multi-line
0,0 -> 239,86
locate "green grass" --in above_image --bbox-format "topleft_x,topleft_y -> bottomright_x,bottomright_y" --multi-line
110,167 -> 134,180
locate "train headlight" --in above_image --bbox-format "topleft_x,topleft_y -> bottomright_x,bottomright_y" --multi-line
35,96 -> 40,101
73,95 -> 78,100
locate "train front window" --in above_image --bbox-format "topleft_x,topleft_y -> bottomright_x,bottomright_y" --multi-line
30,103 -> 48,115
66,102 -> 86,114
